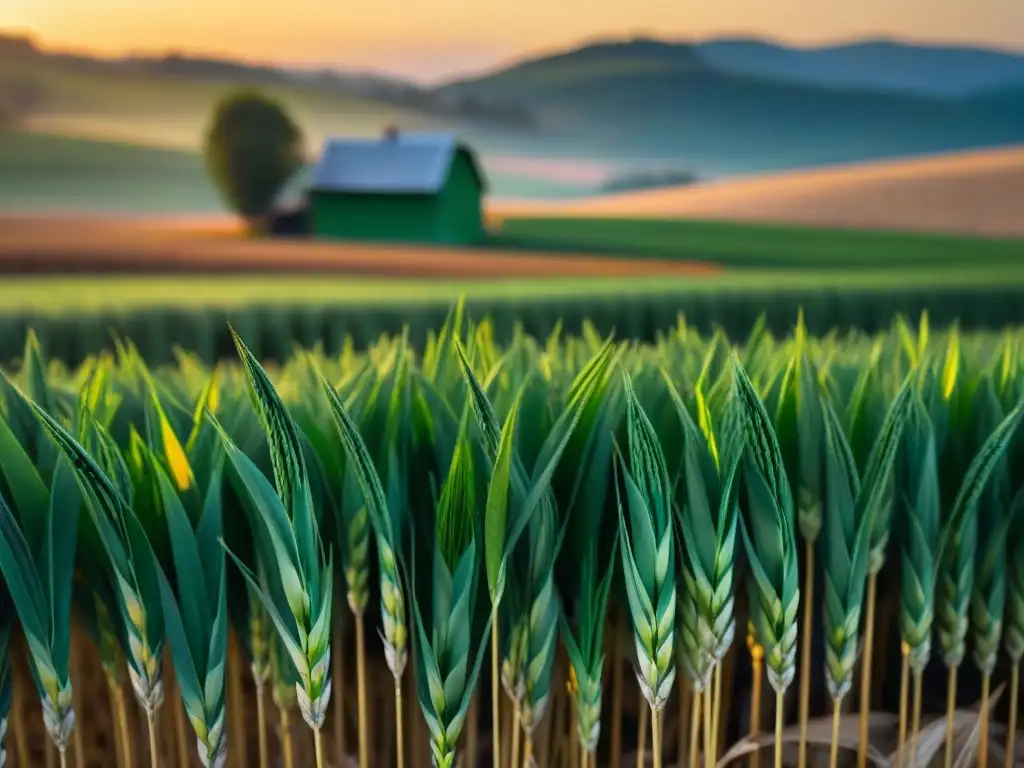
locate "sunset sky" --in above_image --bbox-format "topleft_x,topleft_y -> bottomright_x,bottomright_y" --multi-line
4,0 -> 1024,82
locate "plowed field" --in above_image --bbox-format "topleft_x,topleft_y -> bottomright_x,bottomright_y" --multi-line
0,215 -> 721,279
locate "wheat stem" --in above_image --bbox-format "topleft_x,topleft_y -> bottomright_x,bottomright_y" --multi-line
637,697 -> 649,768
897,644 -> 910,768
255,683 -> 269,768
712,664 -> 722,768
978,673 -> 991,768
858,571 -> 878,768
147,708 -> 160,768
910,669 -> 923,768
396,681 -> 405,768
704,684 -> 713,768
944,665 -> 957,768
314,727 -> 324,768
59,748 -> 66,768
774,689 -> 784,768
492,611 -> 501,768
333,631 -> 346,766
652,706 -> 662,768
1006,662 -> 1019,768
511,701 -> 522,768
280,707 -> 294,768
829,699 -> 841,768
750,646 -> 763,768
799,540 -> 814,768
355,614 -> 369,768
115,683 -> 133,768
108,680 -> 125,768
689,691 -> 701,768
523,732 -> 534,768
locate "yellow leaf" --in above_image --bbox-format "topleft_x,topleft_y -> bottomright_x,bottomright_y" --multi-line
941,329 -> 960,401
1000,334 -> 1015,396
207,367 -> 221,414
162,417 -> 192,491
896,315 -> 918,367
696,384 -> 719,469
918,310 -> 930,360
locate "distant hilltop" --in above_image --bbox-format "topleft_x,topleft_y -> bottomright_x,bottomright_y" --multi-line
4,30 -> 1024,101
440,35 -> 1024,100
3,29 -> 1023,180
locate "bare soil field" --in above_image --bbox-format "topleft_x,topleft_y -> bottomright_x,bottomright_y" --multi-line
492,145 -> 1024,238
0,214 -> 721,279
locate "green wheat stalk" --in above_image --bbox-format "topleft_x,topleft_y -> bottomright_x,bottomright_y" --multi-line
152,461 -> 229,768
822,379 -> 911,700
935,394 -> 1024,768
615,372 -> 676,767
897,394 -> 941,672
663,372 -> 740,694
731,356 -> 800,694
456,337 -> 613,757
0,463 -> 79,758
7,380 -> 168,758
214,329 -> 333,765
894,392 -> 941,768
935,398 -> 1024,669
409,414 -> 492,768
969,380 -> 1014,678
323,374 -> 408,676
558,370 -> 621,757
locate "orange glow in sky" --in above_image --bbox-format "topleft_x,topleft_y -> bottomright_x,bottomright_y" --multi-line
4,0 -> 1024,81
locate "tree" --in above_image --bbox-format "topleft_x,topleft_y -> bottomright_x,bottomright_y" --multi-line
204,90 -> 303,232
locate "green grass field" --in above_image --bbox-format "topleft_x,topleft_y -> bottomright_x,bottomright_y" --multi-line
0,218 -> 1021,365
5,263 -> 1024,315
497,216 -> 1023,269
0,130 -> 223,212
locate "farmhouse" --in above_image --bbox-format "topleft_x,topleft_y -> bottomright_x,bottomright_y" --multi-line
308,129 -> 487,244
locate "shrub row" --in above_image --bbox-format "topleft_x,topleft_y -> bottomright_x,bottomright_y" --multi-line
2,283 -> 1023,366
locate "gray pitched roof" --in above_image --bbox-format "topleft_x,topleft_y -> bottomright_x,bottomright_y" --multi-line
310,132 -> 486,194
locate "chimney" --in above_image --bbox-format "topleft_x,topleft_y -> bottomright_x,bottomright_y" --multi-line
382,124 -> 400,141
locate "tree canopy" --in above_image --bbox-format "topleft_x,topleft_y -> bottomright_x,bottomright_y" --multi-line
204,90 -> 303,230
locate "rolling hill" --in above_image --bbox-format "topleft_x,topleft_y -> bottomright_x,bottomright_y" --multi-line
693,38 -> 1024,99
3,30 -> 1024,211
440,38 -> 1024,175
494,145 -> 1024,238
0,32 -> 534,152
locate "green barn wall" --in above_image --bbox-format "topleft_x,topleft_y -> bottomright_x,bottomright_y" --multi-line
309,147 -> 484,244
437,150 -> 484,244
310,192 -> 441,242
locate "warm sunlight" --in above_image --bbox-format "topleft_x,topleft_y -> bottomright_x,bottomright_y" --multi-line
1,3 -> 1024,768
8,0 -> 1024,79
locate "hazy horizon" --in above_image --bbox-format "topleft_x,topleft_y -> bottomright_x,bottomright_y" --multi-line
5,0 -> 1024,82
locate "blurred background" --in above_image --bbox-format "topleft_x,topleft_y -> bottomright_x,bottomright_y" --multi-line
1,0 -> 1023,363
